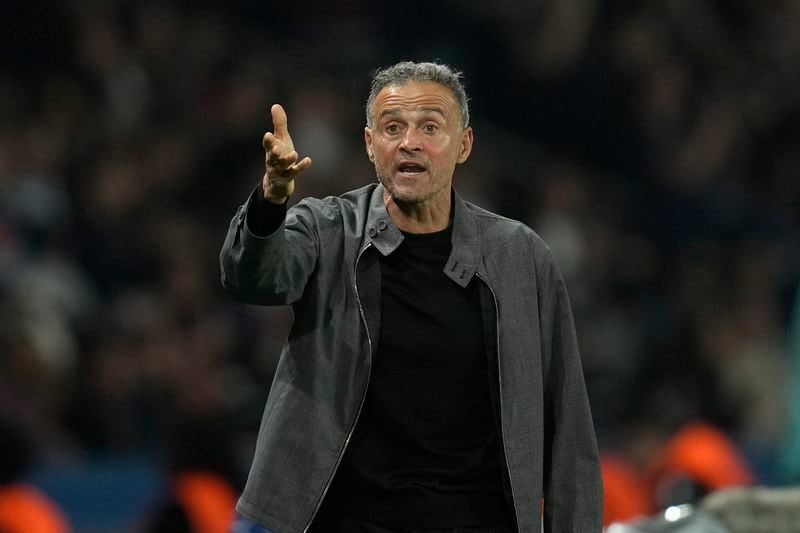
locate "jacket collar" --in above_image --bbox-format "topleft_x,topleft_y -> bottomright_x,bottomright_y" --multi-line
365,184 -> 481,288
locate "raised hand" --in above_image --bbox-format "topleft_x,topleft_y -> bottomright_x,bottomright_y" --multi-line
262,104 -> 312,203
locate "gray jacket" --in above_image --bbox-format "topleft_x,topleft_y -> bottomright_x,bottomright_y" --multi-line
220,183 -> 602,533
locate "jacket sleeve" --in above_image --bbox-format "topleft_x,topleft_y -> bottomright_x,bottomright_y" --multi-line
219,188 -> 326,306
538,249 -> 603,532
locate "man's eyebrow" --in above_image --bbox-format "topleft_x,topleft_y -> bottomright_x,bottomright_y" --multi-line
379,108 -> 402,119
418,106 -> 446,117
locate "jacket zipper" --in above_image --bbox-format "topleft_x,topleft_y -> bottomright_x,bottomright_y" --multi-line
475,272 -> 520,530
303,242 -> 374,532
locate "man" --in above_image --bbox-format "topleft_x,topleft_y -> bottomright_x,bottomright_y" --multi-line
221,61 -> 602,533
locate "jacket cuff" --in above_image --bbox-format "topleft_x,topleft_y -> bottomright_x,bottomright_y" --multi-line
246,184 -> 288,237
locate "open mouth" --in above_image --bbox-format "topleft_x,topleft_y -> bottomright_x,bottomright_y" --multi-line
397,161 -> 427,175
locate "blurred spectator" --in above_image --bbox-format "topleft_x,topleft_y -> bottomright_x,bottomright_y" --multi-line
601,417 -> 755,525
601,374 -> 756,525
142,413 -> 239,533
646,421 -> 755,509
0,415 -> 70,533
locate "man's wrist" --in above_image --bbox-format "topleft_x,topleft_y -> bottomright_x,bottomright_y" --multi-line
263,180 -> 291,204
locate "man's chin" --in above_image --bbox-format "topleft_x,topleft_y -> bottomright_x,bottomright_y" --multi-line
392,189 -> 453,210
385,185 -> 427,204
379,175 -> 447,206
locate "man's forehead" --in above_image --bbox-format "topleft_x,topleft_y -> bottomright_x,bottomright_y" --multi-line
373,81 -> 458,115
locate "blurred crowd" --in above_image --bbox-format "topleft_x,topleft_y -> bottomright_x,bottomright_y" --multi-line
1,0 -> 798,530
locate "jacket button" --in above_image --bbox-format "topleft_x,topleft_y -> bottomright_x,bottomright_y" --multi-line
378,220 -> 387,231
368,227 -> 377,238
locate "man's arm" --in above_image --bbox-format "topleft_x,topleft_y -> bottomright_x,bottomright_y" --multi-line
538,250 -> 603,532
219,104 -> 318,306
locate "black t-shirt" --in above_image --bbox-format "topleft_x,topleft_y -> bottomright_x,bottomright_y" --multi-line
313,227 -> 509,529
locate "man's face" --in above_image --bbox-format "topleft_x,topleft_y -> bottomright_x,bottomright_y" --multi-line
365,81 -> 473,205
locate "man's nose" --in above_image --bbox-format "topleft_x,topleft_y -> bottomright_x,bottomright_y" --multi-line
399,128 -> 423,152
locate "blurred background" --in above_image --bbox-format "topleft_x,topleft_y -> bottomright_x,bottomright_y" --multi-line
1,0 -> 798,531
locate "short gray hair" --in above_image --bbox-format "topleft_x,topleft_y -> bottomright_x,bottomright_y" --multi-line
365,61 -> 470,129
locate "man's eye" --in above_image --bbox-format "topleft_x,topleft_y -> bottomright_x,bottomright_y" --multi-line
386,124 -> 400,133
424,124 -> 438,133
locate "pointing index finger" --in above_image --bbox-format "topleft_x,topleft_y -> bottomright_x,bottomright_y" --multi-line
271,104 -> 289,139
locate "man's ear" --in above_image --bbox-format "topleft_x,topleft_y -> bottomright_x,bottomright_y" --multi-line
364,127 -> 374,162
457,127 -> 474,164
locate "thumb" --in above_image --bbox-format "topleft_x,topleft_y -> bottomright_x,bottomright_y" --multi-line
271,104 -> 290,138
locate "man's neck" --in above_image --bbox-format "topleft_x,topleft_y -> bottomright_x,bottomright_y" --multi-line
384,189 -> 452,234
